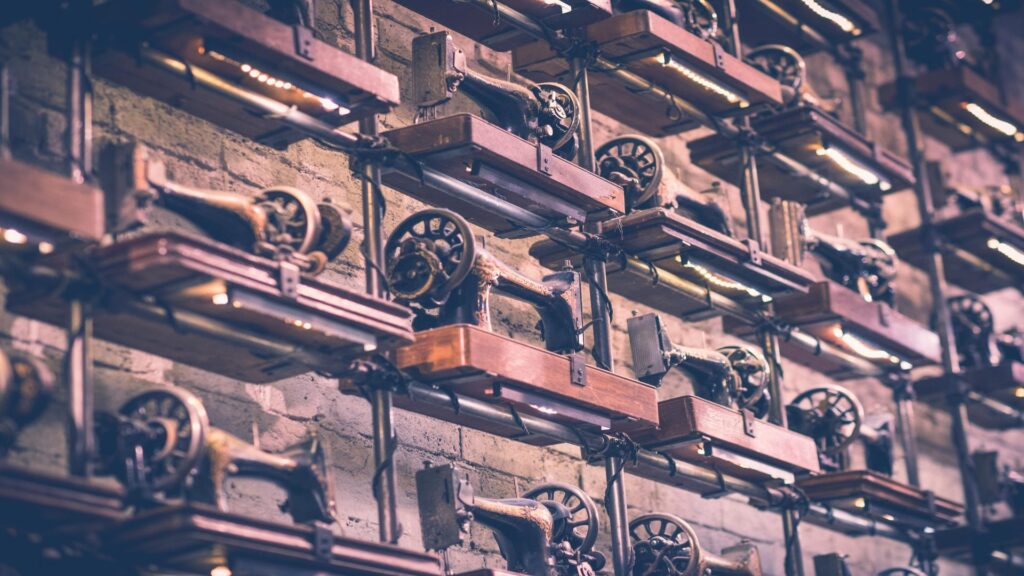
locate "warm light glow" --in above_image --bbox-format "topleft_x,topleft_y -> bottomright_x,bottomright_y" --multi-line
1014,386 -> 1024,398
798,0 -> 860,35
816,146 -> 891,191
211,292 -> 230,306
364,343 -> 378,353
962,102 -> 1020,137
542,0 -> 572,12
677,257 -> 767,299
853,497 -> 866,509
2,228 -> 28,244
211,567 -> 232,576
658,53 -> 749,108
530,404 -> 559,416
881,514 -> 895,522
832,326 -> 912,370
987,238 -> 1024,267
38,241 -> 54,254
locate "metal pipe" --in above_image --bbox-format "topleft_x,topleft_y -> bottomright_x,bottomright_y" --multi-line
893,379 -> 921,487
838,43 -> 868,137
1,64 -> 10,160
964,391 -> 1024,427
883,1 -> 985,573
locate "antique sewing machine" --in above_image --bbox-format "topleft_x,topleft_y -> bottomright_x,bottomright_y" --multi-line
974,451 -> 1024,518
787,386 -> 962,529
0,349 -> 54,458
630,513 -> 762,576
38,0 -> 401,148
382,31 -> 623,237
532,136 -> 816,322
342,208 -> 658,444
727,200 -> 940,379
889,164 -> 1024,294
416,463 -> 605,576
915,296 -> 1024,429
812,553 -> 927,576
690,45 -> 914,214
6,142 -> 414,383
95,387 -> 335,524
733,0 -> 880,53
628,312 -> 820,484
513,0 -> 784,136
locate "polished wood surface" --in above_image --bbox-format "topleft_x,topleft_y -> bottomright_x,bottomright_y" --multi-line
736,0 -> 880,53
383,114 -> 624,236
0,158 -> 104,241
797,470 -> 964,526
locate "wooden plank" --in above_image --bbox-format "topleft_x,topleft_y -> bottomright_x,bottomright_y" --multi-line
935,517 -> 1024,560
0,464 -> 127,533
0,159 -> 104,241
915,363 -> 1024,430
736,0 -> 880,53
382,115 -> 624,236
797,470 -> 963,525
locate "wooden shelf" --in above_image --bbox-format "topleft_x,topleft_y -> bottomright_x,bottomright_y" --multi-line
915,363 -> 1024,430
531,207 -> 815,320
726,281 -> 941,379
382,115 -> 624,237
513,10 -> 783,136
341,324 -> 659,446
632,395 -> 821,485
391,0 -> 611,51
104,504 -> 443,576
0,158 -> 104,243
935,517 -> 1024,562
735,0 -> 880,53
7,233 -> 414,383
888,207 -> 1024,294
689,105 -> 914,215
0,464 -> 127,534
86,0 -> 400,148
880,66 -> 1024,151
797,470 -> 964,531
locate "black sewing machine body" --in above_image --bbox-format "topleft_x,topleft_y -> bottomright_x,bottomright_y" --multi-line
974,450 -> 1024,518
95,387 -> 336,525
630,513 -> 762,576
0,350 -> 55,458
804,227 -> 898,308
386,209 -> 583,354
949,295 -> 1024,370
786,385 -> 893,475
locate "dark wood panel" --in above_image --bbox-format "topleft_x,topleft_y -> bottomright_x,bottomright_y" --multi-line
0,159 -> 104,241
935,517 -> 1024,560
797,470 -> 963,527
736,0 -> 880,53
915,363 -> 1024,430
0,464 -> 127,533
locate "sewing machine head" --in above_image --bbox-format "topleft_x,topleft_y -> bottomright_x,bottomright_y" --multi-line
948,295 -> 1005,369
628,313 -> 771,418
798,217 -> 898,307
0,350 -> 55,458
630,513 -> 762,576
412,31 -> 580,159
613,0 -> 720,42
595,136 -> 733,235
902,7 -> 971,71
416,464 -> 604,576
745,45 -> 841,113
786,385 -> 864,472
973,450 -> 1024,517
95,387 -> 337,524
102,143 -> 351,275
385,209 -> 584,354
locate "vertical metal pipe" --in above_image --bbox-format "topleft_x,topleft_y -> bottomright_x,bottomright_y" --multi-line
839,43 -> 868,137
1,64 -> 10,160
351,0 -> 399,544
604,455 -> 631,576
883,1 -> 984,573
893,378 -> 921,487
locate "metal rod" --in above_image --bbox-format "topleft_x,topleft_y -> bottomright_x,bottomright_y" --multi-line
893,378 -> 921,487
884,1 -> 985,573
838,43 -> 868,137
1,64 -> 10,160
964,391 -> 1024,427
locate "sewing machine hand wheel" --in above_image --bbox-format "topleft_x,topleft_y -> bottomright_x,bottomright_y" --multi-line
314,200 -> 353,262
523,483 -> 600,557
687,0 -> 719,41
115,388 -> 209,492
746,45 -> 806,106
596,135 -> 664,210
629,513 -> 703,576
789,385 -> 863,456
948,296 -> 993,335
534,82 -> 581,156
717,346 -> 770,418
385,209 -> 477,305
254,186 -> 323,256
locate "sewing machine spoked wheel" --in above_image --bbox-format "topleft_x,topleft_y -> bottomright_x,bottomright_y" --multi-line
878,568 -> 928,576
745,45 -> 805,105
523,483 -> 600,555
117,388 -> 210,492
534,82 -> 581,157
595,135 -> 663,210
254,186 -> 323,255
789,385 -> 863,456
717,346 -> 769,418
385,209 -> 477,304
688,0 -> 719,41
314,200 -> 353,262
628,513 -> 702,576
0,352 -> 55,427
948,295 -> 994,333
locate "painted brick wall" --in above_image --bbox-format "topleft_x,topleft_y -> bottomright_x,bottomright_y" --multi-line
1,2 -> 1023,575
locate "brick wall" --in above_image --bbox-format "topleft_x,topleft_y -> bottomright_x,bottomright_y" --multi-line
1,2 -> 1023,575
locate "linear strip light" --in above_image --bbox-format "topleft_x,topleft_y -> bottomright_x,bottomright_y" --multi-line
658,53 -> 749,108
676,257 -> 772,301
832,326 -> 913,370
542,0 -> 573,12
987,238 -> 1024,267
816,146 -> 892,191
962,102 -> 1024,141
798,0 -> 861,35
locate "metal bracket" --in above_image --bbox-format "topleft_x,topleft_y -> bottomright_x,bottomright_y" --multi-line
743,238 -> 763,266
312,523 -> 334,560
536,142 -> 553,175
711,43 -> 728,71
294,25 -> 315,60
741,408 -> 756,437
878,302 -> 892,327
569,352 -> 587,387
278,260 -> 301,299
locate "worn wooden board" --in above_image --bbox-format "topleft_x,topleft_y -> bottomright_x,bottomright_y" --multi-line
915,363 -> 1024,430
387,324 -> 659,435
688,105 -> 914,215
0,464 -> 127,534
633,395 -> 821,483
888,208 -> 1024,294
935,517 -> 1024,561
513,11 -> 782,136
0,158 -> 104,242
797,470 -> 963,527
105,504 -> 443,576
391,0 -> 612,51
735,0 -> 880,53
7,233 -> 414,383
89,0 -> 400,148
382,115 -> 624,236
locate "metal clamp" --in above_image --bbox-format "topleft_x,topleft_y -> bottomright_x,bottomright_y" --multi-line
743,238 -> 763,266
278,260 -> 301,299
294,25 -> 315,60
536,142 -> 553,175
569,352 -> 587,387
312,523 -> 334,560
741,408 -> 757,438
711,43 -> 728,71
